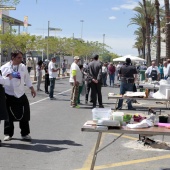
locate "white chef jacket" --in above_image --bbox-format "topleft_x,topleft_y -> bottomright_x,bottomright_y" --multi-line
0,76 -> 10,86
0,61 -> 32,98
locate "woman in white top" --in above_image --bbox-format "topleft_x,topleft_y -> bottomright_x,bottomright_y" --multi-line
102,63 -> 108,86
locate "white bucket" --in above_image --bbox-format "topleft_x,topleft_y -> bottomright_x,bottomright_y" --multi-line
112,112 -> 124,125
92,108 -> 111,121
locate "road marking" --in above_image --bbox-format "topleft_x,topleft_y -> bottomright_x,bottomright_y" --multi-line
80,134 -> 106,170
77,154 -> 170,170
30,89 -> 71,105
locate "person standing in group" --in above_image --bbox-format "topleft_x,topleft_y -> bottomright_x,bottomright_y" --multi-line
116,62 -> 122,81
61,59 -> 66,75
108,62 -> 116,87
145,61 -> 160,81
0,51 -> 36,141
26,57 -> 32,75
88,54 -> 104,108
0,72 -> 14,145
102,63 -> 108,86
36,60 -> 43,91
77,64 -> 84,104
117,58 -> 137,110
158,63 -> 164,79
48,57 -> 60,100
163,61 -> 168,79
44,59 -> 50,94
69,56 -> 81,108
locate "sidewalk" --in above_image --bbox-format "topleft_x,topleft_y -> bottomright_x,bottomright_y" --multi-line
29,69 -> 70,84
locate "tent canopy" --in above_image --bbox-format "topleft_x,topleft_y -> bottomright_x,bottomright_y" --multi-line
113,55 -> 146,62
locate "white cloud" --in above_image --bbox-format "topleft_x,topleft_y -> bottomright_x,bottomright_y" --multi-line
120,1 -> 138,10
111,7 -> 120,11
109,16 -> 116,20
84,36 -> 138,56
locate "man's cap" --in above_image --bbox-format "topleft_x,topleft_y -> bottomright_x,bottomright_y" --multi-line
74,56 -> 80,60
51,56 -> 56,60
92,54 -> 99,59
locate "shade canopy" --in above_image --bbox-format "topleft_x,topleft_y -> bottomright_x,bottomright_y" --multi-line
113,55 -> 146,62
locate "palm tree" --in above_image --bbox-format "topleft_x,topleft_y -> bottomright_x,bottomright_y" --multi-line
164,0 -> 170,58
143,0 -> 151,66
128,14 -> 146,59
155,0 -> 161,65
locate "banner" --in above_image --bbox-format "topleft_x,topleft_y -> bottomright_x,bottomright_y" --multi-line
23,16 -> 28,33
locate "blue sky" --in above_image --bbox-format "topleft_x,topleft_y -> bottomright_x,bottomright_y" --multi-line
9,0 -> 164,56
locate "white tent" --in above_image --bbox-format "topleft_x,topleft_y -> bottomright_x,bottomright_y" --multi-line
113,55 -> 146,62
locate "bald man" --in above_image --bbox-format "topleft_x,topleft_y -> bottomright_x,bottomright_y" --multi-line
145,61 -> 160,81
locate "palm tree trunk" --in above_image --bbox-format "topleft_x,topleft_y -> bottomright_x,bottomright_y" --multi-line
142,27 -> 146,59
143,0 -> 151,66
164,0 -> 170,59
155,0 -> 161,65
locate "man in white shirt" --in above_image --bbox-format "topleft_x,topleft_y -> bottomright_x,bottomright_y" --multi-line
145,61 -> 160,81
48,57 -> 60,100
163,61 -> 168,79
69,56 -> 81,108
0,51 -> 36,141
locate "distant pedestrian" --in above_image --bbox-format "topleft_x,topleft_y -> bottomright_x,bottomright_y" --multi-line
108,62 -> 116,87
44,59 -> 50,94
69,56 -> 81,108
0,50 -> 36,141
61,59 -> 66,75
88,54 -> 104,108
48,57 -> 60,100
26,57 -> 32,74
158,63 -> 164,79
36,60 -> 43,91
163,61 -> 168,79
102,63 -> 108,86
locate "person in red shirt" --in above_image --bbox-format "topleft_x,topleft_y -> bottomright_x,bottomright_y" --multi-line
108,62 -> 116,87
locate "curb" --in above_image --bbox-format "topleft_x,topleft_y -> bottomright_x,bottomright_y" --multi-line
31,76 -> 69,84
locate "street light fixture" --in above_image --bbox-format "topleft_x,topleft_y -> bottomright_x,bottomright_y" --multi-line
80,20 -> 84,39
47,21 -> 62,59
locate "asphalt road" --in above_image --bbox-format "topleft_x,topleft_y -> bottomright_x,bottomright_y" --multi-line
0,78 -> 170,170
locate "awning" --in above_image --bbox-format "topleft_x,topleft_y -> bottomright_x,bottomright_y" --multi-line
2,14 -> 31,26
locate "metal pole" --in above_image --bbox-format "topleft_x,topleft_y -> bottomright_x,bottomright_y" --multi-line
80,20 -> 84,39
103,34 -> 105,55
47,21 -> 50,60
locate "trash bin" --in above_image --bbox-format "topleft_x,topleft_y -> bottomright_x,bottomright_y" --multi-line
140,70 -> 145,81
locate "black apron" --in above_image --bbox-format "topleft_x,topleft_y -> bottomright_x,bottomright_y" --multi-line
149,69 -> 157,81
0,85 -> 8,120
5,93 -> 30,121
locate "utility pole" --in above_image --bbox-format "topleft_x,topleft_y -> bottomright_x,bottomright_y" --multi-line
80,20 -> 84,39
47,21 -> 50,60
103,34 -> 105,55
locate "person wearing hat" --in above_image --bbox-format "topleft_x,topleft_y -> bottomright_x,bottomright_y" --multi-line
69,56 -> 82,108
88,54 -> 104,108
117,58 -> 137,110
48,57 -> 60,100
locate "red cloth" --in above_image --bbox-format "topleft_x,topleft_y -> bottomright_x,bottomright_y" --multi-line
108,65 -> 115,74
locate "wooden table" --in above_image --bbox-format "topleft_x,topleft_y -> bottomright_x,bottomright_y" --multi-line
108,95 -> 170,110
82,121 -> 170,170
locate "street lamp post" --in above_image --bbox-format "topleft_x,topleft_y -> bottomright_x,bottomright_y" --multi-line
80,20 -> 84,39
47,21 -> 62,60
103,34 -> 105,55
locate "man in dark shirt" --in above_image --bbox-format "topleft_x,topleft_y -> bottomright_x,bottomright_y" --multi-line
88,54 -> 104,108
117,58 -> 137,110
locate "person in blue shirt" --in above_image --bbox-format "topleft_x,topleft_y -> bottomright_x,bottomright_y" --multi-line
158,63 -> 164,79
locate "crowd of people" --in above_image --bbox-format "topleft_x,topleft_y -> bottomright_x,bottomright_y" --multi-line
1,50 -> 170,145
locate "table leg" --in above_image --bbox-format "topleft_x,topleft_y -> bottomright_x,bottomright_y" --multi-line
90,132 -> 102,170
114,99 -> 119,111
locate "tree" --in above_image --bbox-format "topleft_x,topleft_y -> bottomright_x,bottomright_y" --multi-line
155,0 -> 161,65
164,0 -> 170,58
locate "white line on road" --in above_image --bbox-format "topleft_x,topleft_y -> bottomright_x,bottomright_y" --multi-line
30,89 -> 71,106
